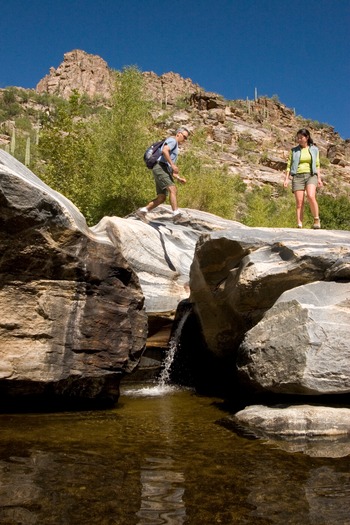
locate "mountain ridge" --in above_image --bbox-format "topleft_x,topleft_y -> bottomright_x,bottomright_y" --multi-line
1,49 -> 349,196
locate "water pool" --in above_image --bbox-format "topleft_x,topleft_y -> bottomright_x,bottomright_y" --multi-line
0,384 -> 349,524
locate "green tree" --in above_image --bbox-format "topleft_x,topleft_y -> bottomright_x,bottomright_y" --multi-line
36,70 -> 154,224
0,88 -> 21,118
90,67 -> 154,219
37,91 -> 95,221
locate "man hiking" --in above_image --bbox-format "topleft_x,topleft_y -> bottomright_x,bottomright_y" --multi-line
136,127 -> 189,221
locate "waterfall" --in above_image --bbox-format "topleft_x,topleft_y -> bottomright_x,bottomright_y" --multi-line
123,309 -> 191,397
158,309 -> 190,388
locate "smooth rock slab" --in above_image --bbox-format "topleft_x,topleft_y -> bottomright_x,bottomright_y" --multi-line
92,207 -> 246,314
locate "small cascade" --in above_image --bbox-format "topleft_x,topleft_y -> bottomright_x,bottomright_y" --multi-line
123,309 -> 191,397
158,309 -> 191,388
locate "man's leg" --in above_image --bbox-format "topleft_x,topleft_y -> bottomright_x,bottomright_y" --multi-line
136,164 -> 167,218
167,185 -> 179,212
136,194 -> 166,221
144,194 -> 166,212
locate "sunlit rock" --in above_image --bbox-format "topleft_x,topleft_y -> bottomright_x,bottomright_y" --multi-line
91,208 -> 246,375
222,404 -> 350,457
92,207 -> 246,314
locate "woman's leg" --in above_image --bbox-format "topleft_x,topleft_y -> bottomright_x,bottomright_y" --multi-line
294,190 -> 305,226
306,184 -> 319,219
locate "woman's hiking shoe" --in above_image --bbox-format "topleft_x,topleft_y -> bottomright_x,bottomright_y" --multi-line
313,217 -> 321,229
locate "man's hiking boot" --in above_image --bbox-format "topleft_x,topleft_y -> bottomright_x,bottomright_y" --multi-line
173,212 -> 190,225
135,209 -> 148,223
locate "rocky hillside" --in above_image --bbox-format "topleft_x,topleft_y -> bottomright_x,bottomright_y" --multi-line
1,49 -> 349,195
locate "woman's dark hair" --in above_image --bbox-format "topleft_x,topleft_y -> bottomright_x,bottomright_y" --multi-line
296,128 -> 314,145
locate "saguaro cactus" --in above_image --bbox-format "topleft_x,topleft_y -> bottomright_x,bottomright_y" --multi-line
25,137 -> 31,166
10,128 -> 16,155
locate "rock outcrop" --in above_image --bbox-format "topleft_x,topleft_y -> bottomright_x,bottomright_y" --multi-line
89,207 -> 350,399
91,208 -> 246,372
36,49 -> 115,99
143,71 -> 200,106
35,50 -> 200,105
0,150 -> 147,406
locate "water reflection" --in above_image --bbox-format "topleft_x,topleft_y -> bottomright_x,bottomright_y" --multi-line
0,388 -> 349,525
0,453 -> 42,525
137,457 -> 186,525
306,466 -> 350,525
130,384 -> 187,524
265,434 -> 350,458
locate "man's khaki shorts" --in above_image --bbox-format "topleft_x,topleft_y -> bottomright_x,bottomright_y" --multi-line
152,162 -> 174,195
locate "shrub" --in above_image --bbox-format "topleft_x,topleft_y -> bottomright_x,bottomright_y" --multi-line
178,152 -> 246,219
318,194 -> 350,230
320,156 -> 330,168
190,127 -> 208,149
241,186 -> 296,227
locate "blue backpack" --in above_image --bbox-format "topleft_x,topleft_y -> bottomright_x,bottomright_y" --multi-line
143,139 -> 165,169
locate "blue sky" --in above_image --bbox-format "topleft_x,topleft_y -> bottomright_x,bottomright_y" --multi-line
1,0 -> 349,138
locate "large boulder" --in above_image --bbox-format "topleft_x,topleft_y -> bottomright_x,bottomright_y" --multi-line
91,209 -> 246,376
237,281 -> 350,395
0,150 -> 147,406
190,227 -> 350,359
96,210 -> 350,397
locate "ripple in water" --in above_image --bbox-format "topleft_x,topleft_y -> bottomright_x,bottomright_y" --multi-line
136,456 -> 186,525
